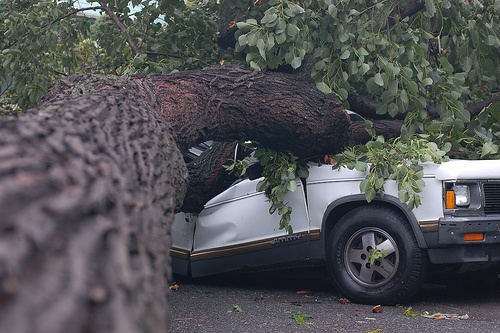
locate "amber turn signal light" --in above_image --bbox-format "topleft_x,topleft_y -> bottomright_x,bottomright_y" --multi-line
463,233 -> 484,241
445,190 -> 455,209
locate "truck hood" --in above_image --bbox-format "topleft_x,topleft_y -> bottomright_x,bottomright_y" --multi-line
435,160 -> 500,181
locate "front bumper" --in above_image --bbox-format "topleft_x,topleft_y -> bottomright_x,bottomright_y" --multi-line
427,216 -> 500,264
438,216 -> 500,245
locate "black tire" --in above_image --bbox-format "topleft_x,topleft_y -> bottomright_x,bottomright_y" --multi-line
326,206 -> 428,305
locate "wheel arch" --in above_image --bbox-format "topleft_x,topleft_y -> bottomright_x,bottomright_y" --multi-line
320,194 -> 428,254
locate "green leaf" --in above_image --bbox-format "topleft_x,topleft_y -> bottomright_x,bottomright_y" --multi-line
365,188 -> 376,202
355,161 -> 367,172
339,49 -> 350,60
249,61 -> 261,70
374,73 -> 384,86
358,47 -> 369,56
461,57 -> 472,72
481,142 -> 499,158
486,35 -> 500,47
237,22 -> 251,30
402,67 -> 413,78
360,63 -> 370,75
316,82 -> 332,94
337,88 -> 348,101
425,0 -> 436,16
388,79 -> 398,95
286,24 -> 300,37
287,180 -> 297,192
328,4 -> 338,18
400,90 -> 409,105
407,81 -> 418,95
403,307 -> 420,317
247,32 -> 260,46
422,78 -> 432,86
454,105 -> 471,123
275,32 -> 287,44
360,179 -> 369,192
228,304 -> 244,313
290,56 -> 302,69
388,103 -> 399,117
261,13 -> 277,25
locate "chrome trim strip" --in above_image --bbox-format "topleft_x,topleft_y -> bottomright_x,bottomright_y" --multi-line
419,220 -> 439,232
170,247 -> 190,260
310,229 -> 321,241
190,231 -> 311,261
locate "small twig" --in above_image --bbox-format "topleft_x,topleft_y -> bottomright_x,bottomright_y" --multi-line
144,51 -> 183,59
97,1 -> 141,55
137,16 -> 149,50
52,70 -> 68,77
48,7 -> 103,26
0,80 -> 14,97
7,6 -> 103,49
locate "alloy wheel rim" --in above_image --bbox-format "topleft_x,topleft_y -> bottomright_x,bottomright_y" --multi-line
343,227 -> 400,288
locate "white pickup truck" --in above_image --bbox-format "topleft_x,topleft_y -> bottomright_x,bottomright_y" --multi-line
171,158 -> 500,304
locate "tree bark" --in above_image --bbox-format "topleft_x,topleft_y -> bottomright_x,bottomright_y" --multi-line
0,77 -> 188,333
350,119 -> 404,143
148,65 -> 351,159
179,141 -> 240,213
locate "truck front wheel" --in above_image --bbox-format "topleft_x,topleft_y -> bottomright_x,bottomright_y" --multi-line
326,206 -> 428,305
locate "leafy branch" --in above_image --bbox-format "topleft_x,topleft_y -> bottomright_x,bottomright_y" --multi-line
224,143 -> 309,235
368,248 -> 388,267
333,122 -> 450,210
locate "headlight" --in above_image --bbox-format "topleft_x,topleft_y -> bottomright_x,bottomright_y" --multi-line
454,185 -> 470,206
445,184 -> 470,209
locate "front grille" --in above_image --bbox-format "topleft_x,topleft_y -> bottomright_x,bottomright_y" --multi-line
483,183 -> 500,215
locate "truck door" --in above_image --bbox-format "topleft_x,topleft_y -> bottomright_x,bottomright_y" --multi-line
190,177 -> 310,277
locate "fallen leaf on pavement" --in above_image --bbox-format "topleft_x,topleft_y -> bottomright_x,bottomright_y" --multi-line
403,306 -> 419,317
421,312 -> 469,320
372,305 -> 383,313
338,297 -> 351,304
228,304 -> 244,313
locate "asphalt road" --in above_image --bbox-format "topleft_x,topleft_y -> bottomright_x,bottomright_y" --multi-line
168,267 -> 500,333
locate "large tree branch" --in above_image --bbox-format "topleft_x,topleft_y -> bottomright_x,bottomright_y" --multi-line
147,65 -> 351,159
468,95 -> 500,117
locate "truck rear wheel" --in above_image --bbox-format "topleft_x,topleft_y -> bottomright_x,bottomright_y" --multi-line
326,206 -> 428,304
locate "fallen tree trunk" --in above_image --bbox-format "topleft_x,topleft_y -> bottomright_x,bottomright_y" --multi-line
0,77 -> 188,333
